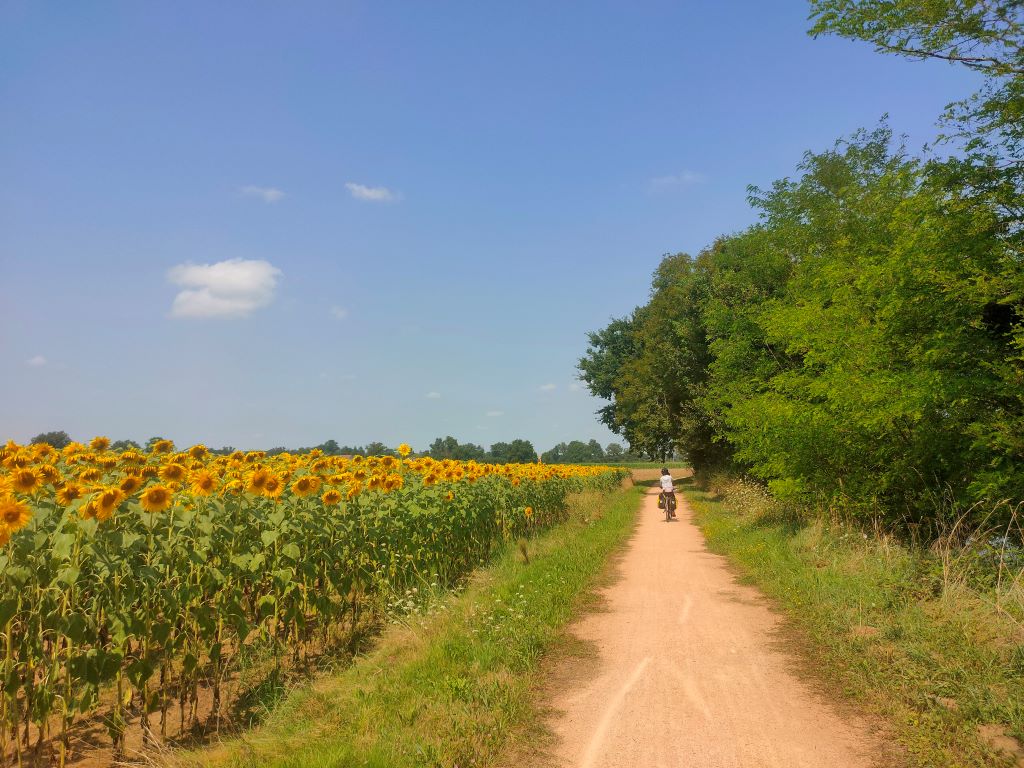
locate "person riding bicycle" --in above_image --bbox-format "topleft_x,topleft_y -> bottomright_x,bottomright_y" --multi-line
659,467 -> 677,519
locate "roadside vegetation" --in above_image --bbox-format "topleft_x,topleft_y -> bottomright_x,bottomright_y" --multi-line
580,0 -> 1024,533
682,475 -> 1024,767
175,485 -> 642,768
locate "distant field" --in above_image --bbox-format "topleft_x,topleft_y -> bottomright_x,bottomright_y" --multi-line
606,460 -> 689,469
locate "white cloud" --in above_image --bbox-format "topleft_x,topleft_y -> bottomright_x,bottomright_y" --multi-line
345,182 -> 398,203
26,355 -> 46,367
539,383 -> 557,392
486,410 -> 504,417
426,391 -> 442,399
329,305 -> 349,320
168,258 -> 282,318
650,170 -> 706,188
239,185 -> 285,203
569,382 -> 582,392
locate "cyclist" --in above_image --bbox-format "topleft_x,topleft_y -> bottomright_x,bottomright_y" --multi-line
659,467 -> 677,520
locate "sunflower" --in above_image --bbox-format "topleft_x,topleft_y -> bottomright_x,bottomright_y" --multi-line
188,444 -> 209,459
56,483 -> 85,506
321,489 -> 342,506
79,500 -> 98,520
89,436 -> 111,451
445,491 -> 455,502
160,463 -> 187,483
10,468 -> 41,494
524,506 -> 534,519
0,527 -> 9,547
190,470 -> 217,496
78,468 -> 102,483
118,475 -> 143,495
38,464 -> 61,485
291,475 -> 319,497
346,481 -> 362,500
3,452 -> 29,469
150,439 -> 174,454
0,497 -> 32,531
140,485 -> 173,513
246,467 -> 271,494
397,443 -> 411,457
93,487 -> 125,522
120,450 -> 146,465
262,475 -> 284,499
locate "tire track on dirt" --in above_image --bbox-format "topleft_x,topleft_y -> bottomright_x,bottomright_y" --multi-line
548,482 -> 886,768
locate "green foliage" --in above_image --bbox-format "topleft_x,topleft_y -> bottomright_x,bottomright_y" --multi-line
183,487 -> 642,768
487,439 -> 537,463
579,4 -> 1024,529
427,436 -> 488,461
109,439 -> 142,451
541,439 -> 604,464
578,255 -> 729,466
29,430 -> 72,449
809,0 -> 1024,161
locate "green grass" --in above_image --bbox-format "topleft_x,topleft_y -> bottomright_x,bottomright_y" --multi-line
605,460 -> 688,469
681,478 -> 1024,768
176,485 -> 643,768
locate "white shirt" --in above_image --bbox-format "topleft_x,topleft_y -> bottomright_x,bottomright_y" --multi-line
659,475 -> 674,493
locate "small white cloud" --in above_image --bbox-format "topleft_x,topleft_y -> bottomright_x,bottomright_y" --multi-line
486,410 -> 504,417
26,355 -> 46,367
239,185 -> 285,203
569,382 -> 582,392
539,383 -> 557,392
329,305 -> 349,320
345,182 -> 398,203
426,391 -> 442,399
650,170 -> 706,189
168,258 -> 282,319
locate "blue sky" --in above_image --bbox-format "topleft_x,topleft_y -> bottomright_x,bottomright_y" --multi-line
0,1 -> 981,452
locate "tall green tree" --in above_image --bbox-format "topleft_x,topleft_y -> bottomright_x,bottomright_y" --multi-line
29,430 -> 71,449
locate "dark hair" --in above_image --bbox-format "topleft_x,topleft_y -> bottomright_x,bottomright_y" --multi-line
661,467 -> 669,475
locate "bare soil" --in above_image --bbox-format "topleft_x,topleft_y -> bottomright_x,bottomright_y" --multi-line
547,480 -> 893,768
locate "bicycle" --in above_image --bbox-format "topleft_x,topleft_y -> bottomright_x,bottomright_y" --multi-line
659,490 -> 677,522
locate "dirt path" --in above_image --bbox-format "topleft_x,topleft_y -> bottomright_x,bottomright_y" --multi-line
548,482 -> 885,768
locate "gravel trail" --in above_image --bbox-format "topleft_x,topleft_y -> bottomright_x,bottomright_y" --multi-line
549,483 -> 884,768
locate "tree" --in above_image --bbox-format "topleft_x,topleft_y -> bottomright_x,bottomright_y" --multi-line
605,442 -> 625,461
318,439 -> 342,455
30,430 -> 71,449
363,441 -> 394,457
110,439 -> 142,451
809,0 -> 1024,171
427,436 -> 487,461
489,439 -> 536,463
580,254 -> 727,466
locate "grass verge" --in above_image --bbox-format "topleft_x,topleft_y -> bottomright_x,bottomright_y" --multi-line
681,478 -> 1024,768
172,485 -> 643,768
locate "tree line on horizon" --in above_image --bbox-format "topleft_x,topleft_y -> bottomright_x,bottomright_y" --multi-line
26,430 -> 639,465
580,0 -> 1024,528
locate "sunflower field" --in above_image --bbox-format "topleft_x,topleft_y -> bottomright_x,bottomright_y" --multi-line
0,438 -> 625,765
